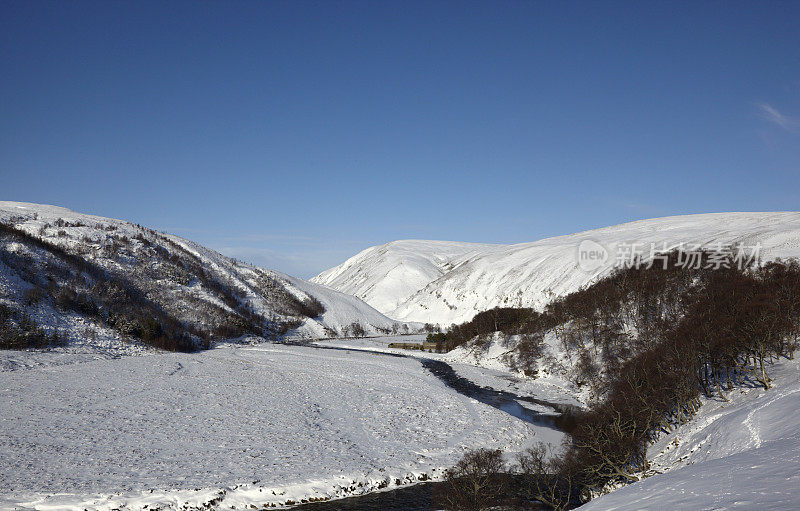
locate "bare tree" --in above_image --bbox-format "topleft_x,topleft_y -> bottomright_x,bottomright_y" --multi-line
516,443 -> 574,511
435,448 -> 507,511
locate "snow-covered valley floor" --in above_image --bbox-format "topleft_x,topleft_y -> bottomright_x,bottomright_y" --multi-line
4,337 -> 797,511
315,336 -> 585,409
0,341 -> 553,510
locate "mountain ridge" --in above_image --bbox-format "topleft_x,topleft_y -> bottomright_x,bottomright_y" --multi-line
315,212 -> 800,325
311,239 -> 501,316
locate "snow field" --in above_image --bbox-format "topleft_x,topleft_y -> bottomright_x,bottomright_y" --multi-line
0,343 -> 547,510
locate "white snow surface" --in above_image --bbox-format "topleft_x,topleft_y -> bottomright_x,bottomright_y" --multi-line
0,341 -> 547,510
280,272 -> 422,339
314,212 -> 800,325
581,356 -> 800,510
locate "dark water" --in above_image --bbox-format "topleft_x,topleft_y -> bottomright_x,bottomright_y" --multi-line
287,482 -> 438,511
418,358 -> 579,432
286,342 -> 577,510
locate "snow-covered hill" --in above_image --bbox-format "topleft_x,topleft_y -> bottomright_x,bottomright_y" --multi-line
316,213 -> 800,325
0,202 -> 406,350
311,240 -> 499,317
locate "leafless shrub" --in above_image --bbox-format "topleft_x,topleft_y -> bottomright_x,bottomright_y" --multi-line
435,448 -> 508,511
516,443 -> 574,511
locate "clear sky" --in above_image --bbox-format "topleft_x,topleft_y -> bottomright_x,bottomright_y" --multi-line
2,1 -> 799,278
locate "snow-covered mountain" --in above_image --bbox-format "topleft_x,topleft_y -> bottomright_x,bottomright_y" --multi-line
315,212 -> 800,326
0,202 -> 407,350
311,240 -> 499,316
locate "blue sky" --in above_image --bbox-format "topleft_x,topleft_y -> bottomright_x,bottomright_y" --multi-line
2,1 -> 799,278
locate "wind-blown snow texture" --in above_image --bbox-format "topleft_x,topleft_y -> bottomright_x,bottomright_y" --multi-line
0,201 -> 405,342
0,343 -> 544,510
315,213 -> 800,325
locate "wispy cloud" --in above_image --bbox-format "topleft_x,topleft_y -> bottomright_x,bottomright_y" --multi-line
757,102 -> 800,131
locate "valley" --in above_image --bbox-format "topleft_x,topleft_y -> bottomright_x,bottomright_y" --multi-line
2,203 -> 800,510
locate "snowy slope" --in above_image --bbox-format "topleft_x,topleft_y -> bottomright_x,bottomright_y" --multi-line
0,201 -> 405,344
317,213 -> 800,325
311,240 -> 500,317
581,357 -> 800,510
280,271 -> 420,338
